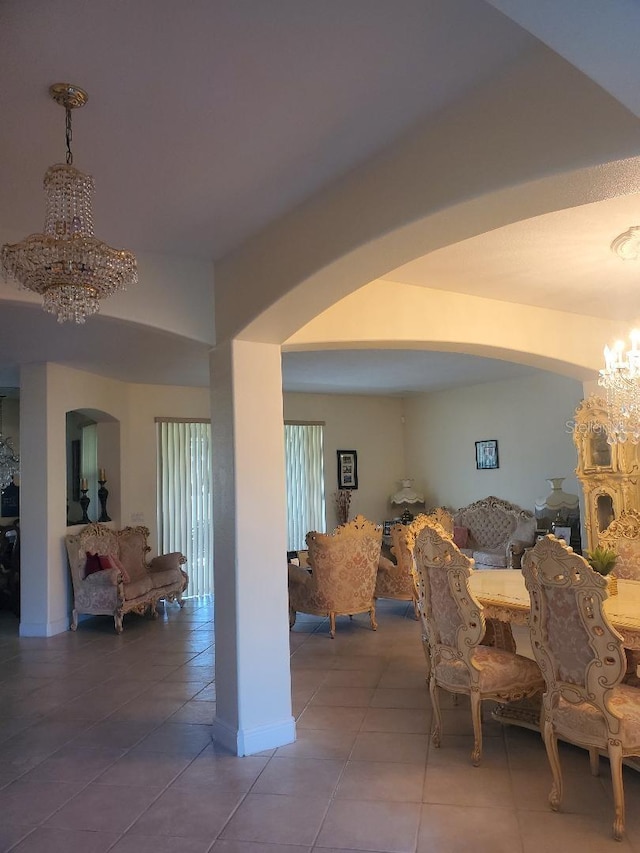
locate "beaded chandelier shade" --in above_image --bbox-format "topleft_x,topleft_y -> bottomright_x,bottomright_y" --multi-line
0,84 -> 137,323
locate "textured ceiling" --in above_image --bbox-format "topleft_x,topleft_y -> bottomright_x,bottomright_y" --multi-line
1,2 -> 639,393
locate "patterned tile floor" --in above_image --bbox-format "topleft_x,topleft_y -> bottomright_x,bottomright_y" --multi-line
0,598 -> 638,852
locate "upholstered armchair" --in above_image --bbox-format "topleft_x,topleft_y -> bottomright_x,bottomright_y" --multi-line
288,514 -> 382,639
375,510 -> 454,618
414,523 -> 543,765
522,534 -> 640,841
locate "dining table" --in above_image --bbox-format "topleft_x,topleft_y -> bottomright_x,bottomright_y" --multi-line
469,569 -> 640,650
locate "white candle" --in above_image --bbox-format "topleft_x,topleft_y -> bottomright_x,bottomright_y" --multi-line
99,468 -> 106,481
80,477 -> 88,491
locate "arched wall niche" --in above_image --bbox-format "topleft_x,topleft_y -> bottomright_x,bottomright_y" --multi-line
66,408 -> 120,528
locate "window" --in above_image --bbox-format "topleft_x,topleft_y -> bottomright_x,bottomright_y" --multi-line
284,422 -> 325,551
156,419 -> 213,596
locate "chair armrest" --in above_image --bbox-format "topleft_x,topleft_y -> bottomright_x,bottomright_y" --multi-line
84,567 -> 120,587
149,552 -> 186,573
288,564 -> 312,587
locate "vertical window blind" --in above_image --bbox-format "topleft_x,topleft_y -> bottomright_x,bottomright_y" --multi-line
156,419 -> 213,597
285,422 -> 326,551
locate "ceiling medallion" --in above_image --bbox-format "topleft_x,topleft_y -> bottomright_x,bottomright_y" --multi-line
0,84 -> 137,323
611,225 -> 640,261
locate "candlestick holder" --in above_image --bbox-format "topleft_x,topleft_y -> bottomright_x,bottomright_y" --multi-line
97,479 -> 111,523
79,489 -> 91,524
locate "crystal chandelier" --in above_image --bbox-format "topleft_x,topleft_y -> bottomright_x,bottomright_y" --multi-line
0,398 -> 19,491
598,331 -> 640,444
0,83 -> 137,323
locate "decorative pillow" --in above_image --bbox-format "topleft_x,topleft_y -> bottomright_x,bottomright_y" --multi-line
98,553 -> 131,583
453,526 -> 469,548
84,551 -> 102,578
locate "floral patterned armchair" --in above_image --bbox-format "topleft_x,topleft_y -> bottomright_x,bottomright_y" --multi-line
375,509 -> 454,618
288,514 -> 382,639
522,534 -> 640,841
414,522 -> 543,765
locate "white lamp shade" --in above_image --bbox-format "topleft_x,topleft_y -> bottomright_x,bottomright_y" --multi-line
390,478 -> 424,506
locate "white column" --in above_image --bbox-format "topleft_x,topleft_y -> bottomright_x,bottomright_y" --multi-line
210,339 -> 295,755
20,363 -> 69,636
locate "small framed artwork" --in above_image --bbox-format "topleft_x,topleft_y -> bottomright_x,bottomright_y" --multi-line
337,449 -> 358,489
553,526 -> 572,546
475,439 -> 499,470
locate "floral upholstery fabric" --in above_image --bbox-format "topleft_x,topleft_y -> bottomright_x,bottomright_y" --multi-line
543,585 -> 594,685
435,645 -> 543,695
118,529 -> 152,583
554,685 -> 640,746
608,541 -> 640,581
427,566 -> 461,648
375,555 -> 414,600
288,515 -> 382,617
599,510 -> 640,581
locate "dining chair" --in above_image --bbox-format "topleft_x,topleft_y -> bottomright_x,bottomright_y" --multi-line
599,509 -> 640,580
414,522 -> 544,765
288,514 -> 382,639
522,534 -> 640,841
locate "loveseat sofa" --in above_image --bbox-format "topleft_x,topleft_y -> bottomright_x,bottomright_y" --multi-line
453,496 -> 536,569
65,522 -> 188,632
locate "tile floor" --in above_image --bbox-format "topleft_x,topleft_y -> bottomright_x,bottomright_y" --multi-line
0,598 -> 639,852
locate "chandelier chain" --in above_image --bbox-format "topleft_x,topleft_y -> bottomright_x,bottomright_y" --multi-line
65,106 -> 73,165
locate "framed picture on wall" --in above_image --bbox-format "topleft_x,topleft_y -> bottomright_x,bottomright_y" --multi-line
553,526 -> 571,546
475,439 -> 499,470
337,449 -> 358,489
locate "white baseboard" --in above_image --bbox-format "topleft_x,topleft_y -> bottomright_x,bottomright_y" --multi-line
19,615 -> 69,637
212,715 -> 296,756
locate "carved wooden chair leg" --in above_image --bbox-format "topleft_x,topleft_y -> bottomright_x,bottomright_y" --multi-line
470,689 -> 483,766
114,610 -> 124,634
70,609 -> 78,631
543,718 -> 563,812
369,602 -> 377,631
412,596 -> 420,620
607,740 -> 625,841
429,675 -> 442,748
329,612 -> 337,639
289,607 -> 297,629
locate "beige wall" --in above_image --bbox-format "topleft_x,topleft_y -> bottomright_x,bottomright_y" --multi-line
283,392 -> 406,527
125,383 -> 210,547
402,372 -> 584,514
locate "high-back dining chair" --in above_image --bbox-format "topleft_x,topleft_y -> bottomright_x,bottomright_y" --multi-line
288,514 -> 382,639
414,522 -> 544,765
599,509 -> 640,580
522,534 -> 640,841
